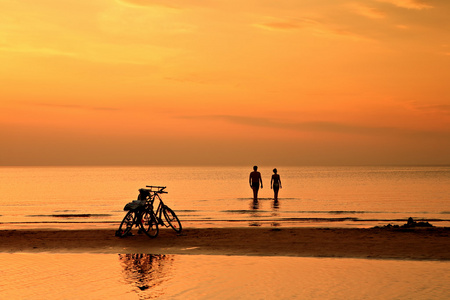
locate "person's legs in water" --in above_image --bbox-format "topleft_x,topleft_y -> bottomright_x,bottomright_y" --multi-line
252,182 -> 259,201
273,184 -> 279,201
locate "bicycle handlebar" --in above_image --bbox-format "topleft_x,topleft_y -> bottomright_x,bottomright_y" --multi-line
143,185 -> 168,193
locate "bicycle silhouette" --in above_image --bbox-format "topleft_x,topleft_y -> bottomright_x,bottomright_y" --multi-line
116,186 -> 182,238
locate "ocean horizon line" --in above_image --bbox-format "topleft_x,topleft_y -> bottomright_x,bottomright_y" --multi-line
2,164 -> 450,168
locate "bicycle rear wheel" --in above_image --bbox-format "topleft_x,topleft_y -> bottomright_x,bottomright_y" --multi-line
163,205 -> 182,233
139,210 -> 159,238
117,211 -> 135,237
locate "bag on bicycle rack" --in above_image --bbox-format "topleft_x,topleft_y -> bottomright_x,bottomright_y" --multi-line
138,189 -> 150,200
123,200 -> 145,211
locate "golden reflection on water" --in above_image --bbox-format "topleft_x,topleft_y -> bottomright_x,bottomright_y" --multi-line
249,199 -> 281,227
118,254 -> 173,299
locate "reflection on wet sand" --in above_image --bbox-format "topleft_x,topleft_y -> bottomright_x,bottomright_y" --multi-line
118,254 -> 174,299
0,253 -> 447,299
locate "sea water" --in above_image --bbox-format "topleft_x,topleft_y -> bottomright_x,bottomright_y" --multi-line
0,165 -> 449,229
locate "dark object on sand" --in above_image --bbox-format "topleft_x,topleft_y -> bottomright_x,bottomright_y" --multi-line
375,217 -> 434,229
404,217 -> 433,228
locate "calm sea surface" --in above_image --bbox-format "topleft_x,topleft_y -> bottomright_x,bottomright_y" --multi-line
0,166 -> 449,229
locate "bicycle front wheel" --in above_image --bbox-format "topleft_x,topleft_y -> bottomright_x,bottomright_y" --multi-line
163,205 -> 182,233
139,210 -> 159,238
117,211 -> 135,237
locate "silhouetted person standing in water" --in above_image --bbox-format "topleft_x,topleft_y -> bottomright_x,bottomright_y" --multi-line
249,166 -> 263,201
271,168 -> 282,202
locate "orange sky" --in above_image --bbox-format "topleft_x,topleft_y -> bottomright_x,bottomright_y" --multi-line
1,0 -> 449,166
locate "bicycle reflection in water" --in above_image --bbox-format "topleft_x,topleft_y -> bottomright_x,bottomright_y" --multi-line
118,254 -> 175,298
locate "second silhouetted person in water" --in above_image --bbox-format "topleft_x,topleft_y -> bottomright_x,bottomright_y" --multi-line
271,168 -> 282,202
249,166 -> 263,201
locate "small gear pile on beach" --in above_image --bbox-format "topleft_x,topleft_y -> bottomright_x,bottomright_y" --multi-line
375,217 -> 433,229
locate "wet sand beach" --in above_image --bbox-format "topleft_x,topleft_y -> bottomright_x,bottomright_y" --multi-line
1,227 -> 449,260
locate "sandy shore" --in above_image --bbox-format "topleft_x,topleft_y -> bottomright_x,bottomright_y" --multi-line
0,227 -> 449,260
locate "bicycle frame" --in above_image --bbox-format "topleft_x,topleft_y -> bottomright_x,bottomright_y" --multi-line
142,185 -> 182,232
138,185 -> 182,233
146,190 -> 168,226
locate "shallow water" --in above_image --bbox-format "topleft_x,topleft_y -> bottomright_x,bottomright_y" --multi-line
0,254 -> 448,299
0,166 -> 449,229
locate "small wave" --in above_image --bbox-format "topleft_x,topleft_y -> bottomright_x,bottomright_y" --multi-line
283,217 -> 359,222
224,210 -> 378,214
291,211 -> 369,214
223,209 -> 275,214
327,211 -> 367,214
352,218 -> 448,222
236,198 -> 298,201
0,221 -> 118,224
183,217 -> 450,223
27,214 -> 112,218
223,210 -> 255,214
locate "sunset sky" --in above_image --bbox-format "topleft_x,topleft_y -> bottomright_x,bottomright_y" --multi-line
1,0 -> 449,166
